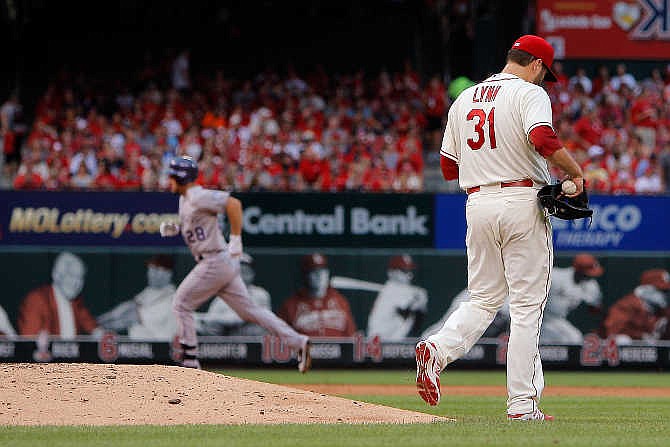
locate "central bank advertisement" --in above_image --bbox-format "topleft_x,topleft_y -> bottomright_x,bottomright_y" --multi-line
237,193 -> 433,247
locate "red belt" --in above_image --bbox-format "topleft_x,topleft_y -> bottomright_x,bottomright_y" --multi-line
466,179 -> 534,195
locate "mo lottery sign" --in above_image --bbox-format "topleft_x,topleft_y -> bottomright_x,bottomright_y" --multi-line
0,191 -> 179,246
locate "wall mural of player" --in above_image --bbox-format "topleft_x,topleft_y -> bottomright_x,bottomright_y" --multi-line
603,268 -> 670,344
422,253 -> 605,343
195,253 -> 272,336
278,253 -> 357,337
540,253 -> 604,344
96,254 -> 178,340
0,305 -> 16,337
331,254 -> 428,340
17,251 -> 101,339
421,289 -> 509,339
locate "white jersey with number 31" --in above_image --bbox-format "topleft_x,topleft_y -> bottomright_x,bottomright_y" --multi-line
441,73 -> 553,189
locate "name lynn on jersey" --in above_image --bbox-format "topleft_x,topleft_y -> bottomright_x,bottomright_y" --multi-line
471,85 -> 502,103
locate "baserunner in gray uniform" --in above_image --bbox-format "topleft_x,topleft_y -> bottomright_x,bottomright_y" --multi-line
160,156 -> 311,371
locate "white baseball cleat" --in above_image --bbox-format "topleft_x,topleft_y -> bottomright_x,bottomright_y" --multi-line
507,409 -> 554,421
298,339 -> 312,373
415,340 -> 441,406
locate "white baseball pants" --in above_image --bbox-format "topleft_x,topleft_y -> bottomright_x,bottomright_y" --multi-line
173,253 -> 308,352
428,186 -> 553,415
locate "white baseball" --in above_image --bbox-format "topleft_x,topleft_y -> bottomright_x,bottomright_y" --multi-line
561,180 -> 577,195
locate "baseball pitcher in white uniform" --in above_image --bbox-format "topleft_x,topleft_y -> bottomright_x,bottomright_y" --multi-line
160,156 -> 311,371
416,35 -> 585,421
541,254 -> 604,344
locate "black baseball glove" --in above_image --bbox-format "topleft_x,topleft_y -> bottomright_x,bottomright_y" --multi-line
537,183 -> 593,220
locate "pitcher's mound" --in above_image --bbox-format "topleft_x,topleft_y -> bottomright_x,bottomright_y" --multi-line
0,363 -> 447,426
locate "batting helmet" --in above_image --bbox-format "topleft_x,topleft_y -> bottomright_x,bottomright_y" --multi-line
168,156 -> 198,185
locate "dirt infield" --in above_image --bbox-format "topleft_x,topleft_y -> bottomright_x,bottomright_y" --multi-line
0,364 -> 446,426
290,384 -> 670,398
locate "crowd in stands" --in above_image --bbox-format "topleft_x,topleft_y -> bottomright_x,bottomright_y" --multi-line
1,52 -> 670,194
2,53 -> 432,193
547,62 -> 670,195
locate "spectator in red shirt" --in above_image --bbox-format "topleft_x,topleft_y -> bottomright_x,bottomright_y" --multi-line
598,94 -> 625,127
611,165 -> 636,195
393,160 -> 422,192
201,106 -> 227,129
93,161 -> 118,190
574,106 -> 604,148
13,159 -> 44,190
44,156 -> 70,190
552,61 -> 570,89
298,144 -> 328,189
591,65 -> 611,97
116,166 -> 142,190
124,130 -> 142,157
630,87 -> 660,148
363,157 -> 392,191
398,128 -> 424,173
423,76 -> 446,131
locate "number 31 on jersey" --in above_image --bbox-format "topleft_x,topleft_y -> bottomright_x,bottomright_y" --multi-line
467,107 -> 496,150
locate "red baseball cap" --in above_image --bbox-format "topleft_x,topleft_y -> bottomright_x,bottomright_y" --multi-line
301,253 -> 328,272
572,253 -> 604,277
511,35 -> 558,82
388,254 -> 416,271
640,269 -> 670,291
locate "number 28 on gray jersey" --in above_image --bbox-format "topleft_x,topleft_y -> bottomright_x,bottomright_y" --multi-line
178,186 -> 230,258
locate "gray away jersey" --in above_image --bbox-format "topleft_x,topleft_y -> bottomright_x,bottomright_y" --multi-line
178,186 -> 230,259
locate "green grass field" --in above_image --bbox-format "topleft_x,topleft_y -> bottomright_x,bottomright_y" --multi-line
221,368 -> 670,387
1,369 -> 669,447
